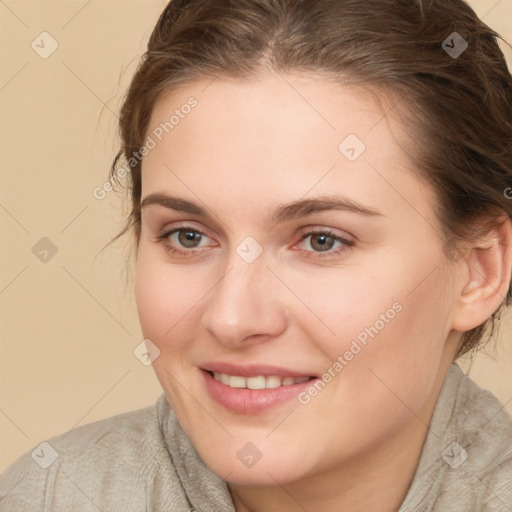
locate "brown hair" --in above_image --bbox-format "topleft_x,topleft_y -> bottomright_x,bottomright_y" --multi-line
110,0 -> 512,358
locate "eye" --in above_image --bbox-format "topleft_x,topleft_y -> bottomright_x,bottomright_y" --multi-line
154,225 -> 354,259
156,225 -> 214,255
297,229 -> 354,258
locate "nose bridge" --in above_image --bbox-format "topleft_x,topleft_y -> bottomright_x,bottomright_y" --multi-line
209,247 -> 269,318
200,243 -> 285,345
216,232 -> 271,300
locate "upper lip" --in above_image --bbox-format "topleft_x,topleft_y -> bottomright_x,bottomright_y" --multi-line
201,361 -> 316,378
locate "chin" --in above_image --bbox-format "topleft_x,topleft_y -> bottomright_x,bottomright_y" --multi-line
196,441 -> 312,487
215,462 -> 301,487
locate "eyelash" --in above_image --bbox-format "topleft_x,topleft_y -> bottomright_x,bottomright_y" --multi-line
155,225 -> 354,259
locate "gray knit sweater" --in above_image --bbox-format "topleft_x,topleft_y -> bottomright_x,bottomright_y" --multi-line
1,363 -> 511,511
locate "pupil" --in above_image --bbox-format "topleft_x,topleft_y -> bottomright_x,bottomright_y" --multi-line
179,230 -> 200,248
313,234 -> 333,252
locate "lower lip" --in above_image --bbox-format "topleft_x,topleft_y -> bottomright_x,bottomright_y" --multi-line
201,370 -> 317,414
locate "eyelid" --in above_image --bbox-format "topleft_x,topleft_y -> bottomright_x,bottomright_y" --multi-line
159,223 -> 215,246
156,223 -> 354,258
294,228 -> 354,258
159,222 -> 213,240
296,225 -> 354,243
158,223 -> 353,242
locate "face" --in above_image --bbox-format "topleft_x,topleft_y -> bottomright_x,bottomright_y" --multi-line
135,72 -> 460,486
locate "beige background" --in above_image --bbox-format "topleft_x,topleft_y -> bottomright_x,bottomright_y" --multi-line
0,0 -> 511,472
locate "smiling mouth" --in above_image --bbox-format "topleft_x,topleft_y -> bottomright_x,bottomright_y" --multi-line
207,371 -> 314,390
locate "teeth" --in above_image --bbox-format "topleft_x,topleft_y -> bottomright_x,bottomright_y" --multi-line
228,375 -> 246,388
266,376 -> 282,389
212,372 -> 311,389
247,376 -> 266,390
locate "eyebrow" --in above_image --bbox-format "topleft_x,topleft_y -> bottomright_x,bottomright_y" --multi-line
140,193 -> 384,225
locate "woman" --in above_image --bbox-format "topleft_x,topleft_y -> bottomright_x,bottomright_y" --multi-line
1,0 -> 511,510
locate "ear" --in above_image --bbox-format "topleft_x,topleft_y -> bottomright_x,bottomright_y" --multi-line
451,216 -> 512,333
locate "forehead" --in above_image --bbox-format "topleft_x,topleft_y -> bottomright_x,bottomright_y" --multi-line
147,72 -> 392,152
140,72 -> 436,227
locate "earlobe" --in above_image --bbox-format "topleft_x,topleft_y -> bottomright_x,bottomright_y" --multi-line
452,218 -> 512,332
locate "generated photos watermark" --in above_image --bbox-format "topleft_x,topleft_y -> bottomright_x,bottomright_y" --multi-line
298,301 -> 403,405
93,97 -> 198,200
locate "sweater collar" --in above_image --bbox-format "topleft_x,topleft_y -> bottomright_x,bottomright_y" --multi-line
398,363 -> 466,510
157,393 -> 236,511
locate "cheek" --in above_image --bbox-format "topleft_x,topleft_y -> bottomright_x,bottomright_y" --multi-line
295,278 -> 453,463
134,249 -> 205,412
134,248 -> 202,350
306,249 -> 454,403
282,261 -> 402,360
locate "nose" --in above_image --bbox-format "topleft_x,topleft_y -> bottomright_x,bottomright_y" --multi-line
200,252 -> 287,348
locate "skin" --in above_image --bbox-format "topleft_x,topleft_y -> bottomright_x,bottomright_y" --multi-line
134,71 -> 512,512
